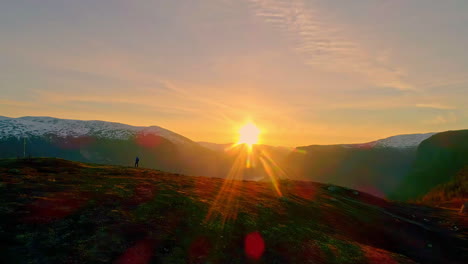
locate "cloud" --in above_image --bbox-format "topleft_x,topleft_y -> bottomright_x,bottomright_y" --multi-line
0,99 -> 36,108
247,0 -> 412,90
415,103 -> 456,110
421,74 -> 468,89
424,112 -> 457,125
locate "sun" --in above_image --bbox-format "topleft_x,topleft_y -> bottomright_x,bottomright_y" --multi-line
238,122 -> 260,146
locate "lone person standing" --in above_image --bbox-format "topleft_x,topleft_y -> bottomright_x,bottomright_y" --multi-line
135,156 -> 140,168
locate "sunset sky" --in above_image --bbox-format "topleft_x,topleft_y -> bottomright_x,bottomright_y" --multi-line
1,0 -> 467,146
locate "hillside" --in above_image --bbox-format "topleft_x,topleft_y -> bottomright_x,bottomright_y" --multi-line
197,142 -> 233,152
0,116 -> 193,145
419,167 -> 467,208
0,158 -> 466,263
390,130 -> 468,201
283,146 -> 418,197
0,116 -> 229,178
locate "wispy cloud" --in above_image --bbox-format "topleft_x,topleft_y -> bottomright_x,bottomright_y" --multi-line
247,0 -> 412,90
424,112 -> 458,125
415,103 -> 456,110
0,99 -> 36,108
420,74 -> 468,89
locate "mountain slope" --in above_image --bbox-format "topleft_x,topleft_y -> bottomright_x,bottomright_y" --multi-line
282,133 -> 442,198
0,158 -> 466,263
0,116 -> 194,145
284,146 -> 419,197
419,167 -> 468,208
197,142 -> 233,152
391,130 -> 468,201
340,133 -> 436,149
373,133 -> 436,148
0,116 -> 228,178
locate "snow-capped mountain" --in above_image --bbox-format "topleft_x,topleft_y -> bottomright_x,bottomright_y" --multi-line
0,116 -> 439,150
341,133 -> 437,149
373,133 -> 437,148
0,116 -> 194,146
0,116 -> 227,178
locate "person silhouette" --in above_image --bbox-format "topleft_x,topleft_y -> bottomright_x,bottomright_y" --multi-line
135,156 -> 140,168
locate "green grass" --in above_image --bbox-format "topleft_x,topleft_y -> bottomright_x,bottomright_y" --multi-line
0,158 -> 466,263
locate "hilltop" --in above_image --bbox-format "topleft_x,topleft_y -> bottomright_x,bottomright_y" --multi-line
0,158 -> 466,263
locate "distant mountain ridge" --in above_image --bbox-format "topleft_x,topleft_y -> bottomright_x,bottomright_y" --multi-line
372,133 -> 436,148
303,132 -> 437,150
284,144 -> 420,197
0,116 -> 225,178
389,130 -> 468,201
199,133 -> 437,153
0,116 -> 194,146
197,141 -> 233,152
1,116 -> 463,200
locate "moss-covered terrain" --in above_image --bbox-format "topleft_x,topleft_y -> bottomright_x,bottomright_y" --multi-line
0,158 -> 466,263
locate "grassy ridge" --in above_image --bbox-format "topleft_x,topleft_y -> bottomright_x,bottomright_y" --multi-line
0,158 -> 466,263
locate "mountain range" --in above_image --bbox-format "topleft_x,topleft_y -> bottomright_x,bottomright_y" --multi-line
0,116 -> 466,201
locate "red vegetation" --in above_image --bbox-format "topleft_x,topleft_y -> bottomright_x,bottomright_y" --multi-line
22,191 -> 89,223
292,182 -> 319,200
189,236 -> 212,263
192,177 -> 221,201
361,245 -> 400,264
301,241 -> 327,263
129,183 -> 158,205
114,239 -> 155,264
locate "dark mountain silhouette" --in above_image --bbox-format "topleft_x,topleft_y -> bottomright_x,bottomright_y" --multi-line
282,145 -> 418,197
390,130 -> 468,201
419,167 -> 467,208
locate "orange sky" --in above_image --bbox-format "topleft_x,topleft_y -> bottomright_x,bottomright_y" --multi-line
1,0 -> 467,146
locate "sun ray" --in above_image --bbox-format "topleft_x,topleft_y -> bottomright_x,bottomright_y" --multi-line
205,145 -> 248,224
258,149 -> 285,196
205,122 -> 288,225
